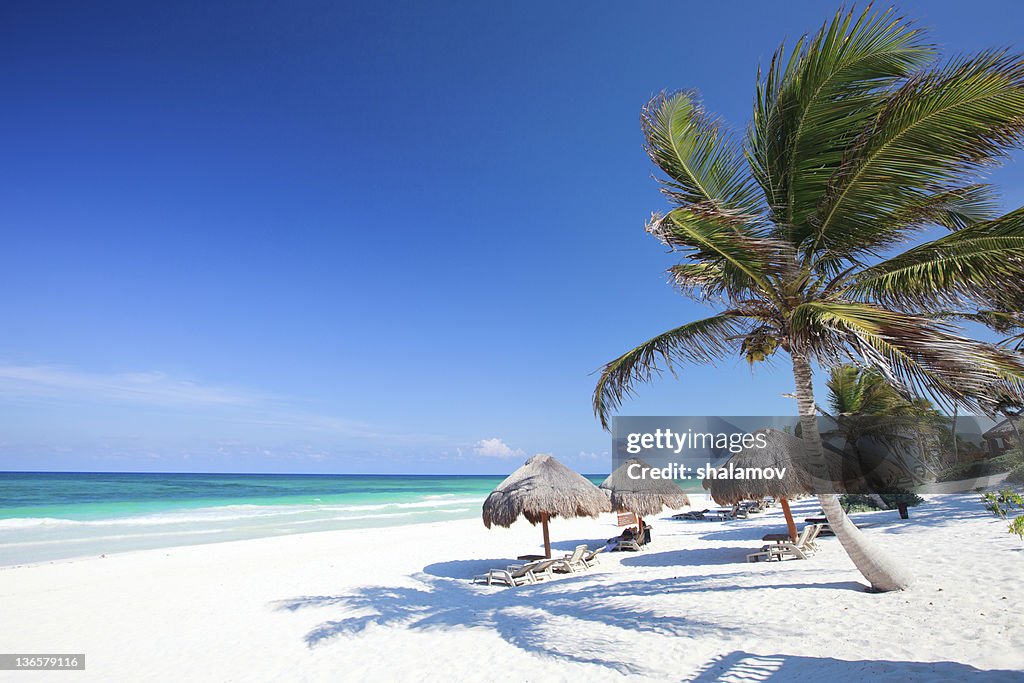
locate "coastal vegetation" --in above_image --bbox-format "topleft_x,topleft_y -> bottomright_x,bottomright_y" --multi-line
593,5 -> 1024,592
982,489 -> 1024,540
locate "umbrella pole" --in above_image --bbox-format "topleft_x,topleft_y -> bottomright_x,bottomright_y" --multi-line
541,512 -> 551,558
780,497 -> 798,543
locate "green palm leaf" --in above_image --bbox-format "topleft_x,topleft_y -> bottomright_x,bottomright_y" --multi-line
593,313 -> 752,429
642,91 -> 760,213
841,207 -> 1024,306
748,5 -> 931,237
811,50 -> 1024,259
647,208 -> 789,298
790,301 -> 1024,412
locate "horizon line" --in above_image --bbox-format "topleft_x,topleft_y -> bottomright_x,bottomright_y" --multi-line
0,469 -> 611,477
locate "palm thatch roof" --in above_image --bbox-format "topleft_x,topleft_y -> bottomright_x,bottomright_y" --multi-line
599,457 -> 690,517
482,454 -> 611,528
983,417 -> 1022,439
703,428 -> 856,505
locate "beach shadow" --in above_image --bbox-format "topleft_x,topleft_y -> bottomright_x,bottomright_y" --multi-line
273,571 -> 743,675
548,538 -> 607,552
273,568 -> 881,675
696,525 -> 785,542
688,650 -> 1024,682
422,558 -> 516,579
620,547 -> 747,567
565,576 -> 869,600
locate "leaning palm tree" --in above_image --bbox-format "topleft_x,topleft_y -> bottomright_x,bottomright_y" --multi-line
593,6 -> 1024,592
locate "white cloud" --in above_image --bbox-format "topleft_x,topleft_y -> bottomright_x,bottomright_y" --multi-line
0,364 -> 256,407
0,363 -> 385,440
577,450 -> 607,460
473,437 -> 526,459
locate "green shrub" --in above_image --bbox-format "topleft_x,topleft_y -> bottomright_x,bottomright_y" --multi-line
938,451 -> 1023,482
840,491 -> 923,512
981,489 -> 1024,541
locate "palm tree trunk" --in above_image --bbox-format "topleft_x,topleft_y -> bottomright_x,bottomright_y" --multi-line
951,405 -> 959,463
791,354 -> 912,592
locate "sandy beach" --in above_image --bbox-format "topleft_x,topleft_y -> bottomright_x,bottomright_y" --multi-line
2,493 -> 1022,682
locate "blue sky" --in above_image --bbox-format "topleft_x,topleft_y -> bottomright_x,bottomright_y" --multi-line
2,1 -> 1023,474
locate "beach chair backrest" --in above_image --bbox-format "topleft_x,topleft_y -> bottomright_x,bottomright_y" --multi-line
512,560 -> 542,577
794,525 -> 813,547
802,524 -> 823,547
531,559 -> 558,575
568,544 -> 587,563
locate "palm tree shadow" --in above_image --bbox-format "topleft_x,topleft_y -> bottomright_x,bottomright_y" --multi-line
689,650 -> 1024,681
620,547 -> 748,567
272,572 -> 762,674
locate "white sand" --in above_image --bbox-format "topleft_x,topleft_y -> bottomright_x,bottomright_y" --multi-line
2,493 -> 1023,682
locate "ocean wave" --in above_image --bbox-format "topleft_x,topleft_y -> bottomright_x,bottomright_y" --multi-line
0,497 -> 482,530
0,508 -> 474,549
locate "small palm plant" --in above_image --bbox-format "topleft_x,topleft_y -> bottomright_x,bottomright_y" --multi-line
593,6 -> 1024,591
823,364 -> 949,490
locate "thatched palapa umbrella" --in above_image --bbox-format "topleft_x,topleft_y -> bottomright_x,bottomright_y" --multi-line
702,429 -> 852,542
482,453 -> 610,558
600,457 -> 690,531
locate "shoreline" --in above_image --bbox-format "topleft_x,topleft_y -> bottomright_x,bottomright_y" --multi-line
0,511 -> 487,572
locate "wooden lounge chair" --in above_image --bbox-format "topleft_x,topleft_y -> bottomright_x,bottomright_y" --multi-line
553,545 -> 590,573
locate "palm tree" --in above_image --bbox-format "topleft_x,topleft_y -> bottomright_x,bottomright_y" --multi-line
823,364 -> 949,496
593,6 -> 1024,592
940,303 -> 1024,448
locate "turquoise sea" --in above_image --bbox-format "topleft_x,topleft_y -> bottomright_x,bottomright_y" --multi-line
0,472 -> 571,566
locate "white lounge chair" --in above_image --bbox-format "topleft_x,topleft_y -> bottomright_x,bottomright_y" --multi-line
473,558 -> 557,586
747,524 -> 823,562
580,546 -> 605,568
704,504 -> 743,521
774,523 -> 823,559
553,545 -> 589,573
615,535 -> 647,551
672,509 -> 710,520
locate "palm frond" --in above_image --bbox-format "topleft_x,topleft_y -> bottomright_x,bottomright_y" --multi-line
790,301 -> 1024,412
933,308 -> 1024,351
747,5 -> 931,238
826,364 -> 866,415
593,313 -> 753,429
811,50 -> 1024,260
839,206 -> 1024,307
642,91 -> 760,214
646,208 -> 790,298
666,262 -> 730,302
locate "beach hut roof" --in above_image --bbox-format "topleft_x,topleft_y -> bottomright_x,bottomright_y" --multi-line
482,454 -> 611,528
599,457 -> 690,517
703,428 -> 852,505
983,417 -> 1022,439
